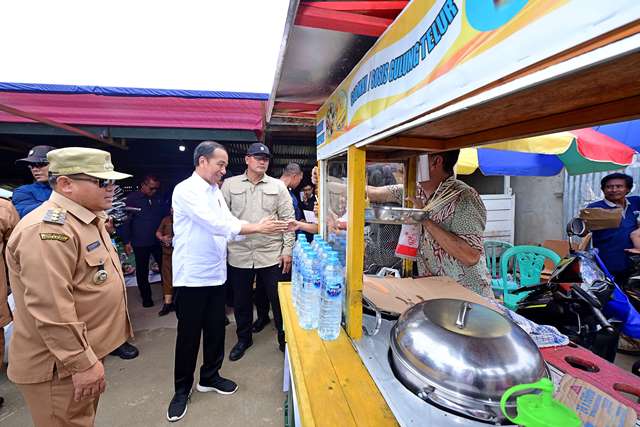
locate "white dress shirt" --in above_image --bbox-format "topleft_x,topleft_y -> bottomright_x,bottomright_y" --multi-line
172,172 -> 242,287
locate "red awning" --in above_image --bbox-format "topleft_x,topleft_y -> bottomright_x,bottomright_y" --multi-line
0,92 -> 265,131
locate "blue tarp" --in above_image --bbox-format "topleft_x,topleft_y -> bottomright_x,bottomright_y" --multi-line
0,82 -> 269,100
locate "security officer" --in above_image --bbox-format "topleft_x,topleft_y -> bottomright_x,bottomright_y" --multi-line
0,197 -> 19,408
12,145 -> 56,218
6,147 -> 133,427
222,143 -> 295,359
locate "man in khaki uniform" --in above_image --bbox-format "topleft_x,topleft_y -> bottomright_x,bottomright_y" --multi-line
222,143 -> 295,360
0,197 -> 19,408
6,147 -> 133,427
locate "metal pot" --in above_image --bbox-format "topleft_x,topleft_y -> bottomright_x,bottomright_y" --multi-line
390,299 -> 548,423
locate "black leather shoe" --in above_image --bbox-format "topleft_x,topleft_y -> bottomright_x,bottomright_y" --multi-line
158,303 -> 174,316
278,332 -> 286,353
229,341 -> 252,361
252,317 -> 270,333
110,342 -> 139,360
0,396 -> 4,407
142,298 -> 154,308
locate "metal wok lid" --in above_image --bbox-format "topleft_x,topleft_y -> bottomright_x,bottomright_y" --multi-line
390,299 -> 548,406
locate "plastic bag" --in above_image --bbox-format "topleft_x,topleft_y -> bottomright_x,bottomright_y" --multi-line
395,224 -> 421,260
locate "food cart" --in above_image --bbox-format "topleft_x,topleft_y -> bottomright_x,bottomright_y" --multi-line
274,1 -> 640,425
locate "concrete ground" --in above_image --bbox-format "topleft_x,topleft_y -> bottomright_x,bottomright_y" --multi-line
0,283 -> 285,427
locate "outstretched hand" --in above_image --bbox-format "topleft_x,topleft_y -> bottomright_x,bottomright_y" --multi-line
258,216 -> 289,234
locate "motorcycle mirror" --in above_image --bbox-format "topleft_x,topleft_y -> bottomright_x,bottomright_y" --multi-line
567,218 -> 588,237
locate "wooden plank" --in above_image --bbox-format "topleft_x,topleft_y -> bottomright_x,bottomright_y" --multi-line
485,220 -> 514,232
322,338 -> 398,426
295,4 -> 393,37
404,53 -> 640,140
279,283 -> 398,426
485,209 -> 513,221
279,283 -> 354,427
346,146 -> 366,339
481,197 -> 513,210
403,156 -> 417,275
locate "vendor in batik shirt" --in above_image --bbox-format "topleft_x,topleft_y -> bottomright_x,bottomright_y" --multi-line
367,150 -> 493,298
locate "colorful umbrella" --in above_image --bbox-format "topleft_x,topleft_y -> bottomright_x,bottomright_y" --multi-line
456,127 -> 637,176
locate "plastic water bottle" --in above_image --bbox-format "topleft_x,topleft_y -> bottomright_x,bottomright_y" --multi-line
306,243 -> 328,329
310,235 -> 324,255
293,237 -> 310,306
299,248 -> 317,329
294,242 -> 310,316
319,254 -> 344,340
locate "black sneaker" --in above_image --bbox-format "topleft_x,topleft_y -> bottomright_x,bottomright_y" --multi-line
196,376 -> 238,395
142,298 -> 154,308
167,392 -> 191,422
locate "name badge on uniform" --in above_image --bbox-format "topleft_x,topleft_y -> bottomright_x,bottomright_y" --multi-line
40,232 -> 70,242
86,241 -> 101,252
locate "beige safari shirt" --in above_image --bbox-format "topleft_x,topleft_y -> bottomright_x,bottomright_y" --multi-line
222,172 -> 295,269
6,192 -> 132,384
0,199 -> 19,328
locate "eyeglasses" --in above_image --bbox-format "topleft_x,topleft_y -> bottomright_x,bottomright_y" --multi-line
28,162 -> 48,168
69,176 -> 116,188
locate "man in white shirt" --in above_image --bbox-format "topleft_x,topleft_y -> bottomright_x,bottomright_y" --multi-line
167,141 -> 287,423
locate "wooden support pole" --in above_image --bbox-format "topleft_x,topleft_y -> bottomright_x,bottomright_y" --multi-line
346,146 -> 366,339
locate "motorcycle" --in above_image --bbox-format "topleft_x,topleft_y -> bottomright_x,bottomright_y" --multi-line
514,218 -> 623,362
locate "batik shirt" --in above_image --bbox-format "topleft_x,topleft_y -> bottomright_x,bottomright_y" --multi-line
389,177 -> 493,298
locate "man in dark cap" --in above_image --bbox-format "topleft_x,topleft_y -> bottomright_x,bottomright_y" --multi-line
118,174 -> 169,309
12,145 -> 56,218
221,143 -> 295,360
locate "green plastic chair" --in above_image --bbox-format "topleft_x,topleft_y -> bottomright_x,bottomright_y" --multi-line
484,240 -> 514,294
500,245 -> 561,310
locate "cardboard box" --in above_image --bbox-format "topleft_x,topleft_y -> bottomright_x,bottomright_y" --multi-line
579,207 -> 623,231
555,376 -> 637,427
362,275 -> 497,316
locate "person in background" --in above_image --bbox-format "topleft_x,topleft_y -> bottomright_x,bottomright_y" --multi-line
280,163 -> 304,224
222,143 -> 295,360
0,197 -> 19,408
156,209 -> 175,316
367,151 -> 494,298
300,184 -> 316,213
167,141 -> 287,422
12,145 -> 56,218
6,147 -> 133,427
588,173 -> 640,286
118,175 -> 169,307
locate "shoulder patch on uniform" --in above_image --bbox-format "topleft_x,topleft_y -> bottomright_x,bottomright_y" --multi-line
40,232 -> 70,242
43,208 -> 67,225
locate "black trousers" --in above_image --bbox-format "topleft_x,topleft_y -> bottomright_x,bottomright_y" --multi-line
228,264 -> 284,346
254,271 -> 291,320
133,244 -> 163,301
174,286 -> 227,395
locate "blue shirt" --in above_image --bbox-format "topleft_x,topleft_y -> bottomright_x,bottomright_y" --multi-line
588,196 -> 640,274
12,182 -> 52,218
289,189 -> 304,222
117,191 -> 169,247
